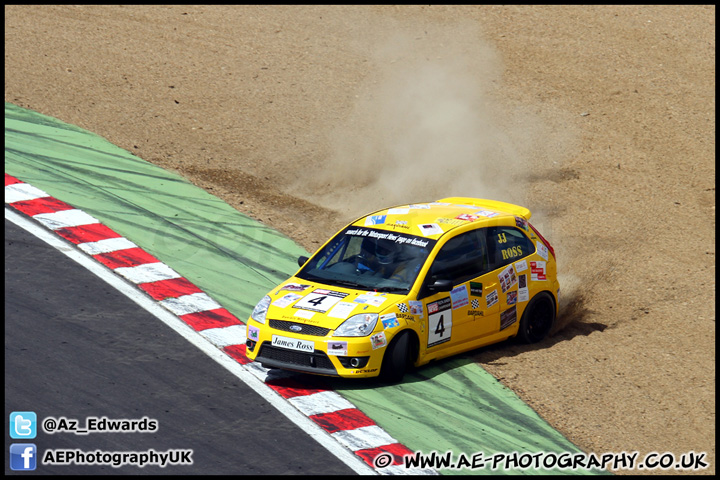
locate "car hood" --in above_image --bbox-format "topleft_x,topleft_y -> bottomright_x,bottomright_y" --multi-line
264,278 -> 405,330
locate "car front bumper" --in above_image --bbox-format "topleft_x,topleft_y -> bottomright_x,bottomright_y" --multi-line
244,318 -> 384,378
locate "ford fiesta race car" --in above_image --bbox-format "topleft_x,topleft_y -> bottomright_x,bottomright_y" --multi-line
245,197 -> 559,382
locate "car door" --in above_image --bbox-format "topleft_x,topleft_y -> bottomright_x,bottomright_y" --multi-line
416,228 -> 500,359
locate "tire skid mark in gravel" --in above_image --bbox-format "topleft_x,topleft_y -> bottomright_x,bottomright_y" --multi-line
5,172 -> 435,476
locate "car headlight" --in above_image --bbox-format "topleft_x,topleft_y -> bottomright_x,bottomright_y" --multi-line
333,313 -> 378,337
250,295 -> 271,324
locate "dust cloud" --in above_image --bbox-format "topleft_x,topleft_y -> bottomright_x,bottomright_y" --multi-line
295,18 -> 587,332
298,20 -> 569,221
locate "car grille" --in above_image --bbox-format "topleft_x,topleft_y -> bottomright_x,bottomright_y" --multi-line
269,319 -> 330,337
257,344 -> 335,371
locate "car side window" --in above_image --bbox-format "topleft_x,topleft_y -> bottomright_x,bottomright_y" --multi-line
486,226 -> 535,270
426,229 -> 489,287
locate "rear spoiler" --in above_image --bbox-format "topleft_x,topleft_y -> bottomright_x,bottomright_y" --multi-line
436,197 -> 532,220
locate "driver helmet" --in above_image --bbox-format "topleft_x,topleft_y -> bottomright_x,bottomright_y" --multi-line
374,239 -> 400,265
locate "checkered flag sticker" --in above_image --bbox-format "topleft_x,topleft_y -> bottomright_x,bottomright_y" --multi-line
397,303 -> 409,313
471,298 -> 480,309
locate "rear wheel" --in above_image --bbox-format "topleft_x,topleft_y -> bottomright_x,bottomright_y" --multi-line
518,292 -> 556,343
380,331 -> 412,383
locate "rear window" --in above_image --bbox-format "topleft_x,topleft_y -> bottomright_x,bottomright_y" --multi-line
486,226 -> 535,270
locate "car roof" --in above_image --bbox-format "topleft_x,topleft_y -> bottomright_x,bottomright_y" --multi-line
351,197 -> 532,240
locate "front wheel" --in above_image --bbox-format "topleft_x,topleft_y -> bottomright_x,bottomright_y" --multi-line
380,331 -> 411,383
517,292 -> 556,343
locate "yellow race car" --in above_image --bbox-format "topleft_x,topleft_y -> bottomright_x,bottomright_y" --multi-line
245,197 -> 559,382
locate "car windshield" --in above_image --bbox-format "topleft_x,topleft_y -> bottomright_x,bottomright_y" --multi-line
296,227 -> 437,294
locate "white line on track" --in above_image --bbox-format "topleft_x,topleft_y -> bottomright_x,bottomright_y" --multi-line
5,207 -> 377,475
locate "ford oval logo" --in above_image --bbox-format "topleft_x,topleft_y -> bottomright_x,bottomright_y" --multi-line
289,325 -> 302,332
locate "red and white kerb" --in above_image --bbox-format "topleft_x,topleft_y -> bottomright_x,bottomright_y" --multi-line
5,173 -> 434,475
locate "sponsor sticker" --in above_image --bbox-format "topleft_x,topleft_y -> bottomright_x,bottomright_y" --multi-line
408,300 -> 423,317
518,274 -> 529,302
500,306 -> 518,331
437,217 -> 465,227
427,297 -> 452,348
486,289 -> 499,308
354,294 -> 387,307
272,335 -> 314,353
247,325 -> 260,341
272,293 -> 303,308
279,283 -> 311,293
387,208 -> 409,215
327,301 -> 357,319
456,213 -> 480,222
474,209 -> 499,218
381,313 -> 400,329
515,216 -> 529,231
418,223 -> 444,236
326,341 -> 348,356
365,214 -> 387,226
536,241 -> 549,261
500,305 -> 517,330
370,331 -> 388,349
450,284 -> 469,310
351,368 -> 378,374
294,289 -> 348,313
387,220 -> 410,230
530,261 -> 547,281
499,264 -> 518,293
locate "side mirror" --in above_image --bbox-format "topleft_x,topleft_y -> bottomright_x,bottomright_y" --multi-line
427,279 -> 453,292
298,255 -> 309,267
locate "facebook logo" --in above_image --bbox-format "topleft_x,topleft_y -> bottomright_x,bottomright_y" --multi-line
10,444 -> 37,471
10,411 -> 37,439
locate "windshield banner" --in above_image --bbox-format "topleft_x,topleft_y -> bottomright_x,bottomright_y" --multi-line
344,228 -> 431,248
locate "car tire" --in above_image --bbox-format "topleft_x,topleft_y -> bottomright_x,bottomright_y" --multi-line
380,331 -> 411,384
517,291 -> 556,343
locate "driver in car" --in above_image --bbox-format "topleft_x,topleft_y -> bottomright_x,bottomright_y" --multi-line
358,237 -> 416,284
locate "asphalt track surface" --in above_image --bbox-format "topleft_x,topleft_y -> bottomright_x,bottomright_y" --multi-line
4,218 -> 356,475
